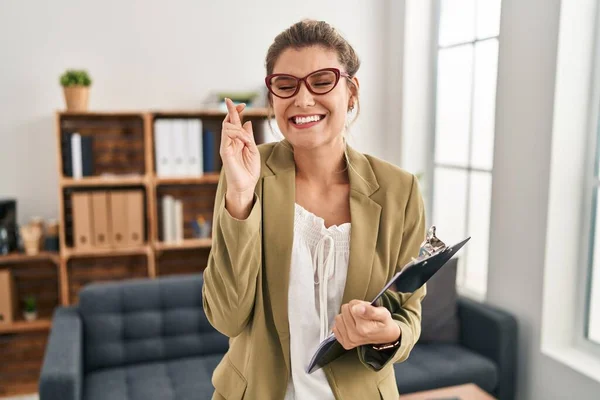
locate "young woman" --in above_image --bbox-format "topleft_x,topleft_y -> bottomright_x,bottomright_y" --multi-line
203,19 -> 426,400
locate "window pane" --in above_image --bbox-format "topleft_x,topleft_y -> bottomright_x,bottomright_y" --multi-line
433,167 -> 468,244
464,171 -> 492,295
588,188 -> 600,344
471,39 -> 499,170
435,45 -> 473,167
433,167 -> 468,286
439,0 -> 476,47
476,0 -> 502,38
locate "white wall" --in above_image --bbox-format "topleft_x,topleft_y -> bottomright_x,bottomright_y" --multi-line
489,0 -> 600,399
0,0 -> 388,225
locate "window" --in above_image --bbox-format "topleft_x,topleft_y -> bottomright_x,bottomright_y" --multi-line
540,0 -> 600,382
586,71 -> 600,346
431,0 -> 501,298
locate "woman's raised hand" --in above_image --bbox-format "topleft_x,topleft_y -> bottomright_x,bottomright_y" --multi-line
220,98 -> 261,198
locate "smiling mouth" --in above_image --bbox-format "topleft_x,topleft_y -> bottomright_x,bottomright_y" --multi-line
289,115 -> 326,125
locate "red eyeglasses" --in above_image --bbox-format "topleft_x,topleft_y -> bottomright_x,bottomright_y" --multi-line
265,68 -> 351,99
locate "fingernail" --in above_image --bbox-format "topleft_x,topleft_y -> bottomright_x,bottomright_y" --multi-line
354,305 -> 365,315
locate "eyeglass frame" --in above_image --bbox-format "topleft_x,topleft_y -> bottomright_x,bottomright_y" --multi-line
264,67 -> 352,99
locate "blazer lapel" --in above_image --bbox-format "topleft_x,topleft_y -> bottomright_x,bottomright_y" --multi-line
263,142 -> 296,372
341,145 -> 381,305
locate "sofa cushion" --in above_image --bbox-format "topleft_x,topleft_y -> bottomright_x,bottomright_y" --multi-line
84,354 -> 223,400
419,257 -> 460,343
79,274 -> 229,373
394,344 -> 498,395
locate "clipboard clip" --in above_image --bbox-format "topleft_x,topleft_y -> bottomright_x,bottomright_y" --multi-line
417,226 -> 447,258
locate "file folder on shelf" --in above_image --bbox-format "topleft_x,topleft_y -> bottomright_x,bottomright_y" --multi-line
72,192 -> 94,249
306,227 -> 471,374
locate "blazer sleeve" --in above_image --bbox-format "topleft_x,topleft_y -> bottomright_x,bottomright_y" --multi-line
201,171 -> 262,337
357,174 -> 427,371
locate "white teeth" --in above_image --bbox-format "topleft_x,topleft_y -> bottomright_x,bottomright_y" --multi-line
293,115 -> 322,125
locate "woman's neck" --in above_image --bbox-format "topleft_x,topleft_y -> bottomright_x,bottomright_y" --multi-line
293,139 -> 349,187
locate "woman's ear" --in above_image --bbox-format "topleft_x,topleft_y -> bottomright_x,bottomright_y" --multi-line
348,76 -> 360,108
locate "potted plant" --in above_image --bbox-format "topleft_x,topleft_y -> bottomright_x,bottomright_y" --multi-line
60,69 -> 92,111
23,295 -> 37,321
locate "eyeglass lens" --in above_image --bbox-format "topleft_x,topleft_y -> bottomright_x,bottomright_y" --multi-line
269,70 -> 338,97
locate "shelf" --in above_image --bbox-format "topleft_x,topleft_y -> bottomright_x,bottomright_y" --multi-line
154,238 -> 212,251
61,175 -> 147,187
64,245 -> 150,259
0,319 -> 52,334
0,252 -> 60,266
154,173 -> 220,185
58,110 -> 145,117
152,107 -> 269,118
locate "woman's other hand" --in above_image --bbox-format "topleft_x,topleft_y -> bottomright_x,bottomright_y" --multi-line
332,300 -> 401,350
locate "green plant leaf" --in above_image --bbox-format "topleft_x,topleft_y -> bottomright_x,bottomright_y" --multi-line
60,69 -> 92,87
23,295 -> 37,312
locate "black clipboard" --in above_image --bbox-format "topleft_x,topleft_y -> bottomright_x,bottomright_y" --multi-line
306,234 -> 471,374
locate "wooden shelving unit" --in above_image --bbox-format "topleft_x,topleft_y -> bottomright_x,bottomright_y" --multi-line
52,107 -> 269,306
0,319 -> 52,334
0,107 -> 270,398
63,244 -> 151,260
61,175 -> 147,187
154,173 -> 220,185
0,251 -> 60,266
154,238 -> 213,252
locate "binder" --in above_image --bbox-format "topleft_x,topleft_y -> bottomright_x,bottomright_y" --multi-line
172,119 -> 187,176
109,191 -> 129,247
306,228 -> 471,374
187,118 -> 203,176
154,119 -> 172,177
0,270 -> 17,325
126,190 -> 144,246
71,192 -> 94,248
91,191 -> 111,248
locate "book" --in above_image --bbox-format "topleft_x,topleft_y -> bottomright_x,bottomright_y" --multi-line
306,233 -> 471,374
202,129 -> 216,173
71,132 -> 82,179
61,132 -> 73,177
161,195 -> 175,242
81,135 -> 94,176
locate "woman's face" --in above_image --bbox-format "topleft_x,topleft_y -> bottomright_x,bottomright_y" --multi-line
270,46 -> 358,151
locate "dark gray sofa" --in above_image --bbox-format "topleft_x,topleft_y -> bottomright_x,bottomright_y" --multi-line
39,274 -> 517,400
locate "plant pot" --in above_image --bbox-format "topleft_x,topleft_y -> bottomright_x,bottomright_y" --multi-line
63,86 -> 90,111
23,311 -> 37,321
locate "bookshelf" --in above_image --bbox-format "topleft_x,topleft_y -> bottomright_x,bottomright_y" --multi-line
54,107 -> 269,305
0,107 -> 270,398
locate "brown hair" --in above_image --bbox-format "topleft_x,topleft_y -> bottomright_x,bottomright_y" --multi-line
264,19 -> 361,151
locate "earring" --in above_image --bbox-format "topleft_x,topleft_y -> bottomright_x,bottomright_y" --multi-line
348,104 -> 354,112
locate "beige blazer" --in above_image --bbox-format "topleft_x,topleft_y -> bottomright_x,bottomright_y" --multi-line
203,140 -> 427,400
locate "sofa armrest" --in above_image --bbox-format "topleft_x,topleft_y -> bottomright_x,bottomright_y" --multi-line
457,296 -> 518,400
39,307 -> 83,400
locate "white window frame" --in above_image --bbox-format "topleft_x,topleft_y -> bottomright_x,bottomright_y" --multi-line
541,0 -> 600,383
430,0 -> 500,301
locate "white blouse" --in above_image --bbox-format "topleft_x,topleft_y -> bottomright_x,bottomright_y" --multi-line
284,203 -> 351,400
